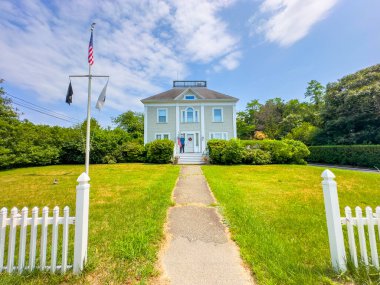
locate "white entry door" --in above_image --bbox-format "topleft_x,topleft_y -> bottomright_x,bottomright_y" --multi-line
185,134 -> 194,153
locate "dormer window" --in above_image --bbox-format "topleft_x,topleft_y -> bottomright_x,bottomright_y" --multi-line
185,95 -> 195,100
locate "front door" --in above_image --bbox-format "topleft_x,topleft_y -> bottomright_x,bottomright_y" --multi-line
185,134 -> 194,153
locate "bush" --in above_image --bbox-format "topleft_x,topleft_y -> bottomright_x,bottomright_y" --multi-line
207,139 -> 228,164
308,145 -> 380,168
221,139 -> 244,164
242,149 -> 272,165
119,142 -> 145,162
146,139 -> 174,164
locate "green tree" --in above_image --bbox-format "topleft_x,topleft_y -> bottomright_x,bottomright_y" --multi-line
320,64 -> 380,144
113,111 -> 144,140
305,80 -> 325,107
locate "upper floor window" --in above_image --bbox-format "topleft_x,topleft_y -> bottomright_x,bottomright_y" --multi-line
157,108 -> 167,123
185,95 -> 195,100
181,107 -> 199,123
213,108 -> 223,122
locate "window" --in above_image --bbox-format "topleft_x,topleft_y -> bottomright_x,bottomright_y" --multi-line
157,108 -> 167,123
181,107 -> 199,123
213,108 -> 223,122
210,132 -> 228,140
185,95 -> 195,100
156,133 -> 170,140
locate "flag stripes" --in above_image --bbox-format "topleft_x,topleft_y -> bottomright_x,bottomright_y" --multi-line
88,31 -> 94,65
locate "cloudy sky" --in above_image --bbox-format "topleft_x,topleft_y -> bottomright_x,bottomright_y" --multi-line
1,0 -> 379,127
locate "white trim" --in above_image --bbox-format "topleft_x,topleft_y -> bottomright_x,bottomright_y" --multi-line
157,108 -> 168,123
179,131 -> 201,153
233,104 -> 237,138
174,88 -> 205,100
209,132 -> 228,140
180,107 -> 199,123
155,133 -> 170,140
144,102 -> 235,107
175,105 -> 179,154
201,104 -> 205,152
212,107 -> 223,123
144,106 -> 148,144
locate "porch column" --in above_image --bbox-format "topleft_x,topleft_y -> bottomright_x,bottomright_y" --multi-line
175,104 -> 179,155
201,104 -> 205,153
144,106 -> 148,144
233,104 -> 237,138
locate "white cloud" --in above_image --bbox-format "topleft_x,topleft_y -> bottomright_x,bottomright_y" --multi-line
0,0 -> 240,124
251,0 -> 340,47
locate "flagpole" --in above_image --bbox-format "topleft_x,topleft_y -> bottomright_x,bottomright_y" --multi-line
85,24 -> 95,175
85,64 -> 92,175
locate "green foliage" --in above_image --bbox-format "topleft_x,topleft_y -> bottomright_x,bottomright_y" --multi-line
320,64 -> 380,144
207,139 -> 228,164
145,139 -> 174,164
113,111 -> 144,140
242,149 -> 272,165
286,122 -> 320,145
119,141 -> 146,162
308,145 -> 380,168
221,139 -> 244,164
305,79 -> 326,106
208,139 -> 309,165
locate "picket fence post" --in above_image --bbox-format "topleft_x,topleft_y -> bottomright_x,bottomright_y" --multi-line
321,169 -> 346,272
73,172 -> 90,274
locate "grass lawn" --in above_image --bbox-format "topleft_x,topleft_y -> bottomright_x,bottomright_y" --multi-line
0,163 -> 179,284
202,165 -> 380,285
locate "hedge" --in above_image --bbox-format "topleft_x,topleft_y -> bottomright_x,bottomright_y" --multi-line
308,145 -> 380,168
208,139 -> 309,165
145,139 -> 174,164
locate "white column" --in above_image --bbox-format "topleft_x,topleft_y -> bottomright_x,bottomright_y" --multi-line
144,106 -> 148,144
73,172 -> 90,274
232,104 -> 237,138
321,169 -> 346,272
175,104 -> 179,155
201,104 -> 205,153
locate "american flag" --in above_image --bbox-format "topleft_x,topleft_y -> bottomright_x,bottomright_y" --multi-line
88,31 -> 94,65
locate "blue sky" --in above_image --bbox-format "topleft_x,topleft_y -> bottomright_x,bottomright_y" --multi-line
1,0 -> 379,127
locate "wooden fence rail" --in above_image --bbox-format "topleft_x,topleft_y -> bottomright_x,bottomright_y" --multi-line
0,172 -> 90,275
0,206 -> 75,273
322,169 -> 380,272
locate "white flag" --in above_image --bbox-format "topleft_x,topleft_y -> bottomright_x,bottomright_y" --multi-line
96,79 -> 108,110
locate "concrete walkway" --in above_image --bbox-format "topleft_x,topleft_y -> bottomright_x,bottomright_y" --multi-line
157,166 -> 253,285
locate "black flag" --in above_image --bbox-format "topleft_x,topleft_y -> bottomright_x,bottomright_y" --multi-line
66,81 -> 73,105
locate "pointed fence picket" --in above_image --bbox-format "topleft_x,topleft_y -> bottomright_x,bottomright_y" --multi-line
322,169 -> 380,272
0,206 -> 75,273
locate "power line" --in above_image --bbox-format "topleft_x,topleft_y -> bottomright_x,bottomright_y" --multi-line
6,93 -> 81,122
11,101 -> 78,124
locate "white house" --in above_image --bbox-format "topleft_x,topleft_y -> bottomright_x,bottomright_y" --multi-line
141,81 -> 238,162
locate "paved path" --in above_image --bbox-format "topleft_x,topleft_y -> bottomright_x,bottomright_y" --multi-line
158,166 -> 253,285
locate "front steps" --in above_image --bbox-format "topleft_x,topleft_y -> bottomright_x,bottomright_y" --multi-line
177,153 -> 206,165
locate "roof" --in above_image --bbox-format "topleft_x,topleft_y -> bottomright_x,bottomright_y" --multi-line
141,87 -> 238,103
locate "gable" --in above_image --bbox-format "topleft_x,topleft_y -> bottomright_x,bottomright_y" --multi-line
174,89 -> 204,101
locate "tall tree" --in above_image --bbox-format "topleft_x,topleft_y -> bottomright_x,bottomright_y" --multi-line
320,64 -> 380,144
304,80 -> 325,107
112,111 -> 144,139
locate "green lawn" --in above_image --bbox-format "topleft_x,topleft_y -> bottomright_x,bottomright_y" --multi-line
0,164 -> 179,284
202,165 -> 380,285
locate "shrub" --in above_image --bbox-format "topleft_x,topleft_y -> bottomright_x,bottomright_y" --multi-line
242,149 -> 272,165
119,142 -> 145,162
308,145 -> 380,168
146,139 -> 174,164
207,139 -> 228,164
221,139 -> 244,164
253,131 -> 267,140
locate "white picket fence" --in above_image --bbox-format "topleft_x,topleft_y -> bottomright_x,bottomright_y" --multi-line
0,172 -> 90,275
0,206 -> 74,273
322,169 -> 380,272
